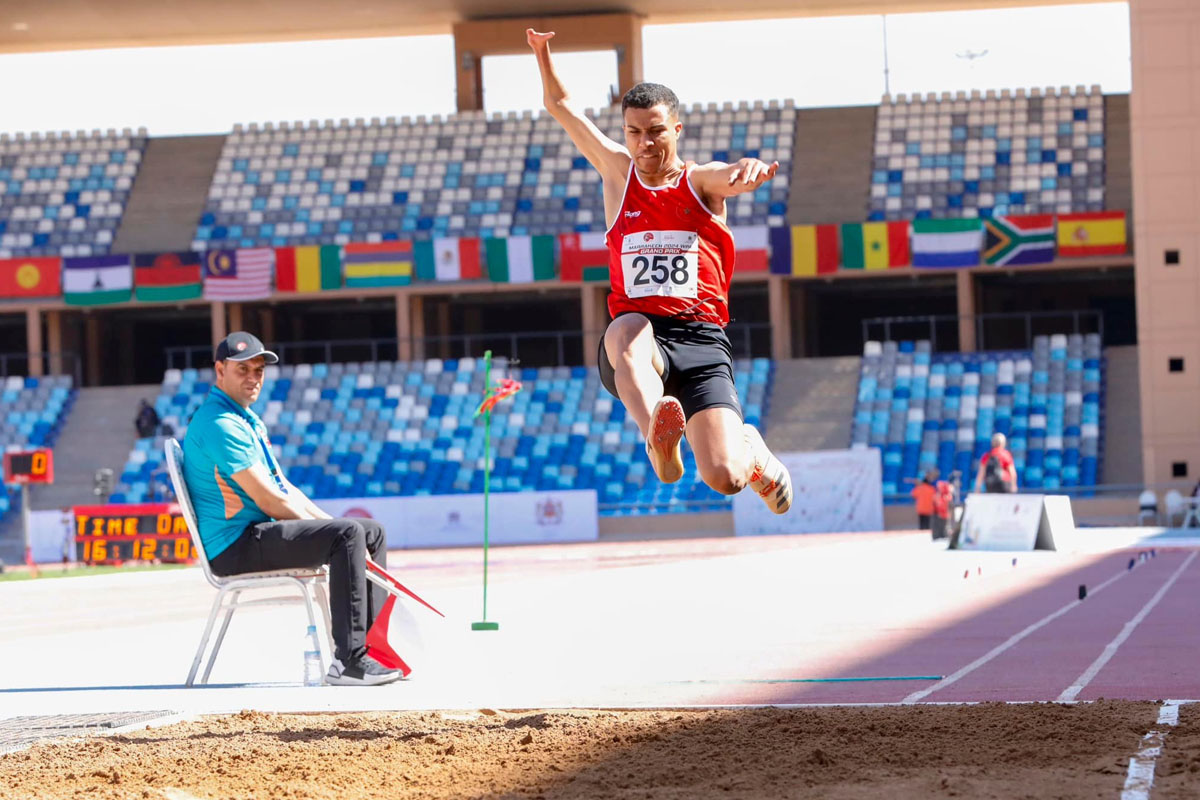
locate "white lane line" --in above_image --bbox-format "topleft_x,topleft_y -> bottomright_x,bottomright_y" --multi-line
1120,700 -> 1192,800
1059,551 -> 1198,703
902,564 -> 1133,704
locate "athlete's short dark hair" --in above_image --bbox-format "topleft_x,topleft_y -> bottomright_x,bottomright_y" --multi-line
621,83 -> 679,119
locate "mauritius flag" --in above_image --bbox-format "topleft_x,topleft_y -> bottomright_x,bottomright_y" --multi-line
983,215 -> 1055,266
134,251 -> 203,301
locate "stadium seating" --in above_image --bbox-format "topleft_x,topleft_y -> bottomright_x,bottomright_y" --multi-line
112,357 -> 775,516
0,129 -> 148,258
0,374 -> 77,522
851,334 -> 1103,497
194,101 -> 797,250
869,86 -> 1105,221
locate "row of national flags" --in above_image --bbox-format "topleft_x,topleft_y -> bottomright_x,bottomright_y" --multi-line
0,212 -> 1128,303
766,212 -> 1128,275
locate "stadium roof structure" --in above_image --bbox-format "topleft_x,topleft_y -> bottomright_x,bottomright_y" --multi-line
0,0 -> 1104,53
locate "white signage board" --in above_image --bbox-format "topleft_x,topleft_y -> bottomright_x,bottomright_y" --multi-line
733,449 -> 884,536
319,490 -> 599,549
27,509 -> 74,563
956,493 -> 1069,551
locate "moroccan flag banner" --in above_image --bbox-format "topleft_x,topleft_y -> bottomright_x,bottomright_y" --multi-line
343,241 -> 413,288
1057,211 -> 1126,257
485,235 -> 556,283
203,248 -> 273,301
841,221 -> 910,270
558,232 -> 608,282
984,215 -> 1056,266
730,225 -> 770,272
133,251 -> 203,302
414,237 -> 483,282
63,255 -> 132,306
770,225 -> 838,276
0,257 -> 61,299
911,219 -> 983,268
276,244 -> 341,292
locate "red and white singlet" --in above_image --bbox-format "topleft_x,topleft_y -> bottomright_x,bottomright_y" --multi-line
604,163 -> 736,326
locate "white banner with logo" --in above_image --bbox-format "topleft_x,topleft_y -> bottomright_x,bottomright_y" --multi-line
733,449 -> 883,536
956,493 -> 1047,551
319,490 -> 599,549
25,508 -> 75,563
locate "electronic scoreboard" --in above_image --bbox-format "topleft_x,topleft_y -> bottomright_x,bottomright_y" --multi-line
2,448 -> 54,484
73,503 -> 197,564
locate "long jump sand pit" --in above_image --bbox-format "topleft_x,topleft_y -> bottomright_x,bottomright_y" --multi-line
0,701 -> 1180,799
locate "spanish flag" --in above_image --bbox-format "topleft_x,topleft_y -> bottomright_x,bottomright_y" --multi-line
1056,211 -> 1126,257
275,244 -> 342,292
0,257 -> 61,298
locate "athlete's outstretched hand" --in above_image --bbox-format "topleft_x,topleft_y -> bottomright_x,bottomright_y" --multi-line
727,158 -> 779,191
527,29 -> 555,51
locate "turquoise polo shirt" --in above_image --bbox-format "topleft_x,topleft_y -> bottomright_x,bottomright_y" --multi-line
182,387 -> 283,559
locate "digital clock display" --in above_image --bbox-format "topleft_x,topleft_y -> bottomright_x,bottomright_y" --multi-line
73,503 -> 197,564
3,449 -> 54,484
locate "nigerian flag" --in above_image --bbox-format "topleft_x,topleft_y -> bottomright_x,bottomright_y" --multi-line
484,235 -> 556,282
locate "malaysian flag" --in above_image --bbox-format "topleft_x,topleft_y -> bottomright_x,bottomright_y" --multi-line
202,248 -> 273,301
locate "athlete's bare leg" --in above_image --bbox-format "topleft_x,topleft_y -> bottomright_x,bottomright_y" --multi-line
687,407 -> 793,514
603,314 -> 686,483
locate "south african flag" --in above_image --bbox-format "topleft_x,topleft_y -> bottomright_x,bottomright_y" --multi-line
984,215 -> 1056,266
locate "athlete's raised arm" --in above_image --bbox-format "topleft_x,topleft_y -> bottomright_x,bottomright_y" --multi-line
690,158 -> 780,201
528,29 -> 630,185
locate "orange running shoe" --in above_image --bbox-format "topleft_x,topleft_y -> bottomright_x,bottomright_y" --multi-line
744,424 -> 793,514
645,396 -> 686,484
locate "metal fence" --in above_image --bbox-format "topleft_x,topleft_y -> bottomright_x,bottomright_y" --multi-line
165,323 -> 775,371
862,310 -> 1104,353
0,351 -> 82,385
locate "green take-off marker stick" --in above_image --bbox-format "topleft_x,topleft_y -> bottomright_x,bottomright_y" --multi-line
471,350 -> 521,633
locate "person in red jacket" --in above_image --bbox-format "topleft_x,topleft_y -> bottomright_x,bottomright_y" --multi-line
528,29 -> 792,514
974,433 -> 1018,494
931,472 -> 955,541
910,470 -> 936,530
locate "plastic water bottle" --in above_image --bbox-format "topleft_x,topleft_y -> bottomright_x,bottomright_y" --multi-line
302,625 -> 322,687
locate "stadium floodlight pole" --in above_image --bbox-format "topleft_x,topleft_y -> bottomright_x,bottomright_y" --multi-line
881,14 -> 891,97
21,484 -> 37,578
471,350 -> 522,632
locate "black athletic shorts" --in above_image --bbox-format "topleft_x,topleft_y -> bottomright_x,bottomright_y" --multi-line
597,312 -> 743,420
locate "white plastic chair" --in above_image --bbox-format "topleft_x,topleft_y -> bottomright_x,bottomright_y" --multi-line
1138,490 -> 1158,526
164,438 -> 333,687
1164,490 -> 1185,528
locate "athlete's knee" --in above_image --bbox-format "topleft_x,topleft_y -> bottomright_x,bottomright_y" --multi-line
605,315 -> 651,360
701,461 -> 748,496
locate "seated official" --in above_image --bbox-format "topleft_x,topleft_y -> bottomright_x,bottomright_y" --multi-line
182,331 -> 400,686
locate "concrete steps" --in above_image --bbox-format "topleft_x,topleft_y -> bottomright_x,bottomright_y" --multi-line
765,356 -> 861,454
27,385 -> 161,511
788,106 -> 878,225
111,135 -> 226,254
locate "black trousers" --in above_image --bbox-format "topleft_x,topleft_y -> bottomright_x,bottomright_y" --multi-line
209,518 -> 388,661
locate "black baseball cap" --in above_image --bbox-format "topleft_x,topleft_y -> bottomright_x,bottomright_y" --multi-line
214,331 -> 279,364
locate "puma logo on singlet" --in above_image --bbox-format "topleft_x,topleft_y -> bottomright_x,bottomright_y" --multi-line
624,210 -> 641,219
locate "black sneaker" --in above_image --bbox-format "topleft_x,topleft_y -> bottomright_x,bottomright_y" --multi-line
325,653 -> 404,686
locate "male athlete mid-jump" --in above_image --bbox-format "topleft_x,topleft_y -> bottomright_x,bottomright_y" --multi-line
528,29 -> 792,514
